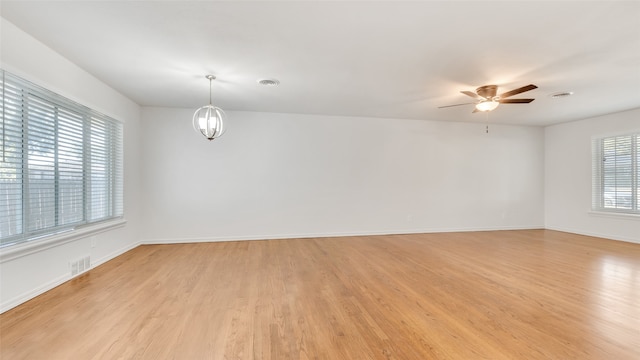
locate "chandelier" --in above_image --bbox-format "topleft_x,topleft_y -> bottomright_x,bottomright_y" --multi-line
192,75 -> 226,141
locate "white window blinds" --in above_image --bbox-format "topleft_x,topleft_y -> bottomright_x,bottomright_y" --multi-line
592,132 -> 639,214
0,70 -> 123,247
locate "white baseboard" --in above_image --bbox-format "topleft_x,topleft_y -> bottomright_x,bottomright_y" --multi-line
0,240 -> 141,314
92,241 -> 141,268
0,273 -> 70,314
544,226 -> 639,244
141,225 -> 545,245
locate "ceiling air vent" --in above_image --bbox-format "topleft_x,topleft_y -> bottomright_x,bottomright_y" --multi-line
550,91 -> 574,98
257,79 -> 280,86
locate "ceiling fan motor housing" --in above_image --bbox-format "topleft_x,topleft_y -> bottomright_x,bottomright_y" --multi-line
476,85 -> 498,99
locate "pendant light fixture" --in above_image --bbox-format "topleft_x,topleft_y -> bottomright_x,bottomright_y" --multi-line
192,75 -> 226,141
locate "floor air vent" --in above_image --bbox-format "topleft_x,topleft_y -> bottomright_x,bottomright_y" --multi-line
70,255 -> 91,276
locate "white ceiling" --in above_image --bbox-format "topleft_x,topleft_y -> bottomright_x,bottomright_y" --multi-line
1,1 -> 639,126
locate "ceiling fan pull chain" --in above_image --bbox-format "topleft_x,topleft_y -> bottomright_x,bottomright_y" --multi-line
485,112 -> 489,134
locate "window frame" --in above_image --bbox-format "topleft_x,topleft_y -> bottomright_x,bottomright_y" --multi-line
0,70 -> 124,251
592,131 -> 640,215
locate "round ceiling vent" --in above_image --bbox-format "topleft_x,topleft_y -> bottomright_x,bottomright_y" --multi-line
550,91 -> 574,98
257,79 -> 280,86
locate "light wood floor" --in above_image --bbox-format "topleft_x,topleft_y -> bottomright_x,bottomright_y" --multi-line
1,230 -> 639,359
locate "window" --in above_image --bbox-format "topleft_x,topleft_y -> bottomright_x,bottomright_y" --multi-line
592,132 -> 640,214
0,70 -> 123,247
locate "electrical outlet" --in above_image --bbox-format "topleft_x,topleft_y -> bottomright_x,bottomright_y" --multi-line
90,237 -> 97,248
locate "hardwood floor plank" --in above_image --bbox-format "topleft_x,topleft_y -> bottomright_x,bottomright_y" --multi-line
1,230 -> 639,359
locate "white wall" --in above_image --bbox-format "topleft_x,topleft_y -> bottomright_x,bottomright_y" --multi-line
545,108 -> 640,243
140,108 -> 545,243
0,18 -> 142,312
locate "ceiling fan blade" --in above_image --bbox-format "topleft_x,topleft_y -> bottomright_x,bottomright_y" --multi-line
498,98 -> 535,104
438,102 -> 476,109
472,108 -> 480,113
461,91 -> 481,99
498,84 -> 537,99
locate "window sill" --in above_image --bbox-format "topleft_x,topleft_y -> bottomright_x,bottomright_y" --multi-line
0,218 -> 127,263
588,211 -> 640,221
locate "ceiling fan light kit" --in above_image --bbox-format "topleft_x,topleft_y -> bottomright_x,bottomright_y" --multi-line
439,84 -> 538,113
475,100 -> 500,112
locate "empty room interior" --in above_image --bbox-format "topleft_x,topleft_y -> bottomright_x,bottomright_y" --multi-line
1,1 -> 639,359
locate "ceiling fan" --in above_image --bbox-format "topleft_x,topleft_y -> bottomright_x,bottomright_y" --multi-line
439,84 -> 538,113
